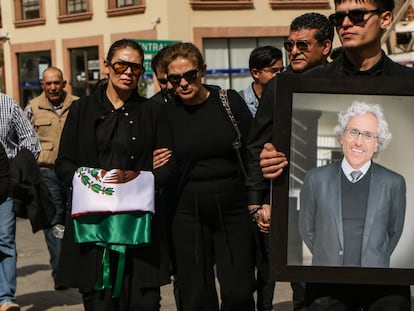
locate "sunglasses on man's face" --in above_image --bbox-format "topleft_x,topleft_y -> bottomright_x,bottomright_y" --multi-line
167,69 -> 199,86
107,60 -> 145,76
284,40 -> 313,53
328,9 -> 383,27
157,77 -> 168,85
261,66 -> 285,74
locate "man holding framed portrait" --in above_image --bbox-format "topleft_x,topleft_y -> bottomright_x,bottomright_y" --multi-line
249,0 -> 414,310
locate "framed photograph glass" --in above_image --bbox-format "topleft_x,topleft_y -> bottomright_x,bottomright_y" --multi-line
269,74 -> 414,285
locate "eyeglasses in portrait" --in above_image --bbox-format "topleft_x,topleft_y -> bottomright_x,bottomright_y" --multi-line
269,75 -> 414,285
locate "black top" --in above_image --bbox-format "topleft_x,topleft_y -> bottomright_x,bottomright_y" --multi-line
56,87 -> 177,188
150,91 -> 170,105
246,50 -> 414,205
165,85 -> 252,193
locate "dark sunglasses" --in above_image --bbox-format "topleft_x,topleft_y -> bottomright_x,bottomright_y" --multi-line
284,40 -> 313,53
107,60 -> 145,76
328,9 -> 383,26
261,67 -> 285,74
167,69 -> 199,85
157,77 -> 168,85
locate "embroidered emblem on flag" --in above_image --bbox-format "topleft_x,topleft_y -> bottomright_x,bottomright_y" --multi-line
71,167 -> 155,217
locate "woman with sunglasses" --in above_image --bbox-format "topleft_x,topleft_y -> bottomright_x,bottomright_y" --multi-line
161,42 -> 256,311
55,38 -> 176,311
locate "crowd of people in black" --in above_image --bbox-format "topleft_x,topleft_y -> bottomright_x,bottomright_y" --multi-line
0,0 -> 412,311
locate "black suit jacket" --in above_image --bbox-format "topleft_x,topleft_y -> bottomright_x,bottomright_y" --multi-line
55,87 -> 177,289
9,148 -> 55,232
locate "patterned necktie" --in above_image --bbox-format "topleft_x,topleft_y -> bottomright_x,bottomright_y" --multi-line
350,170 -> 362,183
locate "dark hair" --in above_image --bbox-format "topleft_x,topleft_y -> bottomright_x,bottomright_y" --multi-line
106,38 -> 144,63
162,42 -> 205,73
290,12 -> 334,44
330,46 -> 344,60
248,45 -> 283,70
151,45 -> 170,75
91,78 -> 108,94
334,0 -> 394,12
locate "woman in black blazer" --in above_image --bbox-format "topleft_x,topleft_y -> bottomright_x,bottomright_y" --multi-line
55,39 -> 176,311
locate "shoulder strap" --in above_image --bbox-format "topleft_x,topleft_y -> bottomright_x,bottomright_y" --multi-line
218,89 -> 247,180
219,89 -> 242,143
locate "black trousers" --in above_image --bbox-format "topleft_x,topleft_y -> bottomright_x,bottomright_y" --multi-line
81,287 -> 160,311
172,188 -> 256,311
305,283 -> 410,311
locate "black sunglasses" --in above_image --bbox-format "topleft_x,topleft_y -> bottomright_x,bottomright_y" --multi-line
284,40 -> 313,53
329,9 -> 383,26
261,67 -> 285,74
107,60 -> 145,76
157,77 -> 168,85
167,69 -> 199,85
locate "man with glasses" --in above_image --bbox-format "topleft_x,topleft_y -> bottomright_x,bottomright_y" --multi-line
149,46 -> 183,311
151,46 -> 175,104
299,101 -> 407,310
239,45 -> 284,116
299,101 -> 405,269
239,46 -> 284,311
245,13 -> 333,311
256,0 -> 414,310
308,0 -> 414,76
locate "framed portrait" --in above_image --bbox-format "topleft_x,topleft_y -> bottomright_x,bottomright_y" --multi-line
269,74 -> 414,285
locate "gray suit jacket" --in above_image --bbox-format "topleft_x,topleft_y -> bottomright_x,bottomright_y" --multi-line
299,161 -> 406,267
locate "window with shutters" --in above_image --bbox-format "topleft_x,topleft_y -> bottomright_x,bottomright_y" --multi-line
189,0 -> 254,10
58,0 -> 93,23
14,0 -> 45,28
268,0 -> 330,10
107,0 -> 146,17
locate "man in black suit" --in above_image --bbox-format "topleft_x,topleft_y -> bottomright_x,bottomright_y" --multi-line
253,0 -> 414,310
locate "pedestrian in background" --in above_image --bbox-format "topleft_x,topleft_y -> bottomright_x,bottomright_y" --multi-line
24,66 -> 78,290
239,45 -> 284,117
151,45 -> 175,104
246,12 -> 334,311
0,92 -> 41,311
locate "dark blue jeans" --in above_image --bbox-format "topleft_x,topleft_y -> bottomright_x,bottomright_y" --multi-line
40,169 -> 67,283
0,198 -> 17,304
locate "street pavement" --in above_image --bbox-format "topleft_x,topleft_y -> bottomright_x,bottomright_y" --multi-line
16,217 -> 412,310
15,217 -> 295,310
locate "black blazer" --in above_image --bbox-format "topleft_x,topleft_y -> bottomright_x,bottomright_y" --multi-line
9,148 -> 55,233
55,88 -> 177,289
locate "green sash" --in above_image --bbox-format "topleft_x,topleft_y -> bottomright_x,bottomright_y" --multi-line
73,212 -> 151,297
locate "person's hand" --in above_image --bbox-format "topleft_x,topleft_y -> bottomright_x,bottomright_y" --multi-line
249,204 -> 271,234
260,143 -> 288,180
101,169 -> 139,183
153,148 -> 171,169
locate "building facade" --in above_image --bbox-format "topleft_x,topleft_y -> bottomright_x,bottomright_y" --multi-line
0,0 -> 338,105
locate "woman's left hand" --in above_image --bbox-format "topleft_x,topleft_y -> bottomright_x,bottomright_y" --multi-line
153,148 -> 172,169
255,204 -> 271,234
